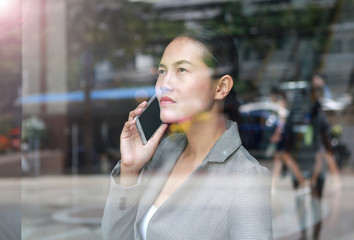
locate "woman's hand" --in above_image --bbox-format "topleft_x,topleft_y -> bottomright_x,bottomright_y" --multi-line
120,101 -> 168,186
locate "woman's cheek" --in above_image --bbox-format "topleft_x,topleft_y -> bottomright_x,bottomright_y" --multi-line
189,98 -> 203,110
155,83 -> 162,98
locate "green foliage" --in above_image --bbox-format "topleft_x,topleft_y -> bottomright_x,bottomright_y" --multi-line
66,0 -> 335,90
22,117 -> 46,141
67,0 -> 155,61
66,0 -> 187,90
211,2 -> 328,39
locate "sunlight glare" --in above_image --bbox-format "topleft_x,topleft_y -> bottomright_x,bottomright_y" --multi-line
0,0 -> 16,17
0,0 -> 11,10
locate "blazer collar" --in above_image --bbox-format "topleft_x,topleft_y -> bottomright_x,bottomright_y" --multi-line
161,120 -> 242,165
201,120 -> 242,164
158,120 -> 242,165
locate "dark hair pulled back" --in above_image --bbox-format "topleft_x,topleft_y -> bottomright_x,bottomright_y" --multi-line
175,26 -> 249,142
176,26 -> 239,83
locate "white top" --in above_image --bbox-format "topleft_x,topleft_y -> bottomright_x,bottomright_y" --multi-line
138,205 -> 157,240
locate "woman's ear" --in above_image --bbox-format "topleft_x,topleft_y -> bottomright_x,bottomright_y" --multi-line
215,75 -> 233,100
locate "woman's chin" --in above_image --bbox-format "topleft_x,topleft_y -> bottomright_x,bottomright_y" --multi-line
160,114 -> 189,124
160,116 -> 178,124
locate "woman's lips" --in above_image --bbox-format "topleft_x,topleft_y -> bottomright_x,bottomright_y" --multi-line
160,96 -> 176,106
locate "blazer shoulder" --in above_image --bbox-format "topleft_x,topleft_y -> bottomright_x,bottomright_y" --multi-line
229,145 -> 271,178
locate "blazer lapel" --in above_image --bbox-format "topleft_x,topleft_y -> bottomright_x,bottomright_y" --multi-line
135,135 -> 187,225
135,121 -> 241,224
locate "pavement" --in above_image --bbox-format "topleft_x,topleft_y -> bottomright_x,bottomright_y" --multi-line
1,166 -> 354,240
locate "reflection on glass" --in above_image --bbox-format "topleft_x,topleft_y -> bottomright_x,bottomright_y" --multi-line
7,0 -> 352,239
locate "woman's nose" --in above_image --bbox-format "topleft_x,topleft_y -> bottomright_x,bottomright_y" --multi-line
160,86 -> 171,95
158,72 -> 174,94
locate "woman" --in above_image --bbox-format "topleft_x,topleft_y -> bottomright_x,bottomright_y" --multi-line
102,27 -> 273,240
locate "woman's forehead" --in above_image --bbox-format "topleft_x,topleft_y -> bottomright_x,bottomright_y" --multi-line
161,37 -> 207,64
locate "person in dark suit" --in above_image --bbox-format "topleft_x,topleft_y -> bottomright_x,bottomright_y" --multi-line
102,27 -> 273,240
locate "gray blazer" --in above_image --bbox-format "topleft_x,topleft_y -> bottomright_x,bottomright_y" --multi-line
102,121 -> 273,240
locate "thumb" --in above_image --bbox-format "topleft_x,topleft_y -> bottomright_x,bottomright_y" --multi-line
147,124 -> 168,147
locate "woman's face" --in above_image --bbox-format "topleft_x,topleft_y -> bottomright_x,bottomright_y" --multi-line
155,37 -> 217,123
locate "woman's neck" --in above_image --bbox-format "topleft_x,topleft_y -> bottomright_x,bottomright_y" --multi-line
181,112 -> 227,166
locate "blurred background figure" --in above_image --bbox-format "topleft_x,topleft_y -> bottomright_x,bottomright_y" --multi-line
269,87 -> 309,193
269,87 -> 290,190
312,74 -> 332,99
311,75 -> 342,190
278,84 -> 328,240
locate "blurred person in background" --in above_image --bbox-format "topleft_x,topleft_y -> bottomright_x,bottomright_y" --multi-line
102,27 -> 273,240
291,84 -> 340,240
311,75 -> 342,191
269,87 -> 309,193
280,76 -> 342,197
269,87 -> 287,191
312,74 -> 332,99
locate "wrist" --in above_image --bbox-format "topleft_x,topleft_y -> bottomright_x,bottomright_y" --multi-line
120,162 -> 141,187
120,161 -> 141,176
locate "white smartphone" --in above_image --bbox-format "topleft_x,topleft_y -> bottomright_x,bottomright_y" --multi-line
135,94 -> 163,144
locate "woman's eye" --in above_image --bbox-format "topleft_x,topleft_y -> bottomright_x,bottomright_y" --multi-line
178,68 -> 187,73
158,69 -> 166,75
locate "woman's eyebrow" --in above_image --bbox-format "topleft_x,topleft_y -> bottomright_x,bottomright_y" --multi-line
174,60 -> 194,66
159,63 -> 167,69
159,60 -> 194,69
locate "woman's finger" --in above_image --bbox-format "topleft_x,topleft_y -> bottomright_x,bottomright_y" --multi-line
128,101 -> 147,121
121,120 -> 132,138
147,124 -> 168,146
